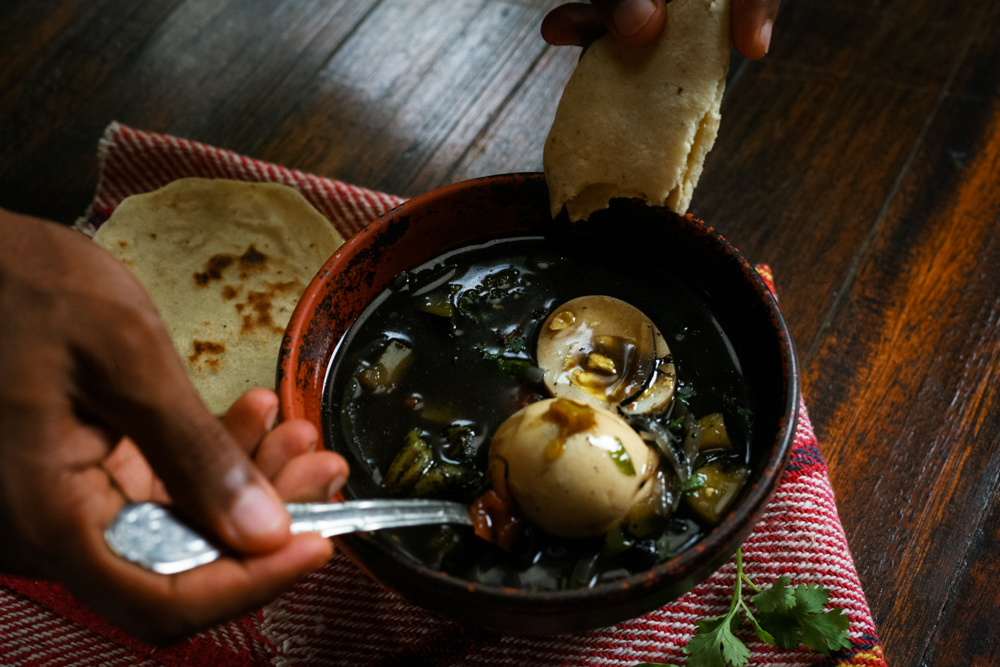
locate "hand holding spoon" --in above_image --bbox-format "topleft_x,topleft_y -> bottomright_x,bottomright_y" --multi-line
105,499 -> 472,574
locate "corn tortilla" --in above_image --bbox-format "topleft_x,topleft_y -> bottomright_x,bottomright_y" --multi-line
544,0 -> 731,221
94,178 -> 344,414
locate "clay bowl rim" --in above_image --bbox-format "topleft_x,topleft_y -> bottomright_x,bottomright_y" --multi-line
278,172 -> 799,621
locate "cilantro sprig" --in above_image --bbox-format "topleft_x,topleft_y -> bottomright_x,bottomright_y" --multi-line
682,548 -> 851,667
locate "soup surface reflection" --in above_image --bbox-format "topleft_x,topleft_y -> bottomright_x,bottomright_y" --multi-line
324,233 -> 753,590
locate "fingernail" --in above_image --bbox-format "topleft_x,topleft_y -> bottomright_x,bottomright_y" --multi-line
760,20 -> 773,54
264,405 -> 279,431
327,475 -> 347,500
231,486 -> 286,539
613,0 -> 657,37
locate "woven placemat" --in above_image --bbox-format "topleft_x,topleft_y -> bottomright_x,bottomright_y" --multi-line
0,122 -> 887,667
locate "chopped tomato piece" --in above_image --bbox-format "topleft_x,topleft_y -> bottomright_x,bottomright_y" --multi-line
470,489 -> 524,551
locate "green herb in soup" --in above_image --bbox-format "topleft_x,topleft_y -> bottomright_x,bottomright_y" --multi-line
326,235 -> 753,591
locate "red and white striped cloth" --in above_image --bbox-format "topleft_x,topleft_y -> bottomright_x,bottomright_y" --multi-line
0,123 -> 887,667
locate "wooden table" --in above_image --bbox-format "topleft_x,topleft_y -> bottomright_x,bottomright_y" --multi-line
2,1 -> 998,664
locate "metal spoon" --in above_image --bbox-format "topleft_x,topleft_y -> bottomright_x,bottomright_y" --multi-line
105,499 -> 473,575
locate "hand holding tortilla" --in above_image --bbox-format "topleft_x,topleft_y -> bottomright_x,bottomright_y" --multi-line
544,0 -> 732,221
0,208 -> 348,643
542,0 -> 779,59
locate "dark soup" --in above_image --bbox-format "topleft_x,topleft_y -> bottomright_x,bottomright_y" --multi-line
323,231 -> 753,591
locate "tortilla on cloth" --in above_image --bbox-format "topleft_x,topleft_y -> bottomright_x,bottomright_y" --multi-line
544,0 -> 730,221
94,178 -> 344,414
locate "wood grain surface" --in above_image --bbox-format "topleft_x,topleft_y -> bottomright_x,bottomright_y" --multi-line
3,0 -> 999,663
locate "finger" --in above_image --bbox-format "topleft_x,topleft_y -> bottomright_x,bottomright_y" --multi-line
65,256 -> 290,554
14,421 -> 329,645
81,527 -> 333,644
223,388 -> 280,456
543,1 -> 667,48
102,437 -> 173,503
732,0 -> 781,59
254,419 -> 319,479
595,0 -> 668,47
101,437 -> 155,501
270,451 -> 349,502
541,4 -> 608,46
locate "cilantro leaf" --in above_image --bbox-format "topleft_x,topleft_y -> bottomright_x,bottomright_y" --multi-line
682,472 -> 707,492
683,549 -> 851,666
755,581 -> 851,655
474,341 -> 533,379
750,575 -> 795,613
799,605 -> 852,654
685,614 -> 750,667
756,609 -> 801,649
495,358 -> 532,377
504,336 -> 526,353
792,582 -> 829,614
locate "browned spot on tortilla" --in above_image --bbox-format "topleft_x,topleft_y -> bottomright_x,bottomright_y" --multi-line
188,340 -> 226,372
239,280 -> 302,335
237,245 -> 268,279
149,232 -> 157,240
221,285 -> 239,300
241,291 -> 275,334
194,254 -> 236,286
118,240 -> 128,248
241,245 -> 266,265
270,280 -> 300,293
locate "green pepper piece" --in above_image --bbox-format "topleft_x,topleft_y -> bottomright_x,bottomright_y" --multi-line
607,437 -> 636,476
383,430 -> 434,495
685,462 -> 750,525
410,463 -> 479,498
443,423 -> 476,462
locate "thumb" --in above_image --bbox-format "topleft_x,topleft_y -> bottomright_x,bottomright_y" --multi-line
69,275 -> 290,553
592,0 -> 668,48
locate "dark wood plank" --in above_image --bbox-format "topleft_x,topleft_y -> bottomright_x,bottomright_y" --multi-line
924,489 -> 1000,667
254,0 -> 563,198
417,40 -> 575,187
796,1 -> 1000,663
0,0 -> 377,223
0,0 -> 186,221
0,0 -> 102,93
692,0 -> 985,364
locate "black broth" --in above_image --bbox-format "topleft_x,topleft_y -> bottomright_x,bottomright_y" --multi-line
323,234 -> 753,591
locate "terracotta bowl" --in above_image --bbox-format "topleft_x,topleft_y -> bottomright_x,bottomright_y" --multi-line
278,173 -> 799,634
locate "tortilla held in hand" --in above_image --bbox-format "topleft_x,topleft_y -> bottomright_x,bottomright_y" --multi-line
94,178 -> 344,414
544,0 -> 730,221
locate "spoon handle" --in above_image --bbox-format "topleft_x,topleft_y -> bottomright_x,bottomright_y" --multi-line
105,499 -> 472,575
